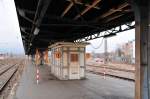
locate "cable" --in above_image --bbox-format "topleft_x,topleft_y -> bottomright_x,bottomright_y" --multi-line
72,0 -> 104,49
90,38 -> 104,49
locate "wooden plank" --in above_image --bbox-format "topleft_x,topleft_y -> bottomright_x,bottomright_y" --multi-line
66,0 -> 100,10
95,3 -> 129,21
105,14 -> 124,22
74,0 -> 101,20
106,10 -> 132,22
61,2 -> 74,17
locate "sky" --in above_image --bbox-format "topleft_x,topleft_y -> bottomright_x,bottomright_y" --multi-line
0,0 -> 135,54
86,29 -> 135,53
0,0 -> 24,54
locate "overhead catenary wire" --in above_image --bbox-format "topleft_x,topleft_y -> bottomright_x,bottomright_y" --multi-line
71,1 -> 105,49
90,38 -> 104,49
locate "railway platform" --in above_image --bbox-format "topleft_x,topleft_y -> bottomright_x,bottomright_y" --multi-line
11,60 -> 134,99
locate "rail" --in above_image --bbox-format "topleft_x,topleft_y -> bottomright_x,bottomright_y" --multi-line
86,64 -> 135,81
0,64 -> 19,92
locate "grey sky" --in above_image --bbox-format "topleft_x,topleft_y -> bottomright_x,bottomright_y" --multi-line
0,0 -> 24,54
86,29 -> 135,53
0,0 -> 135,54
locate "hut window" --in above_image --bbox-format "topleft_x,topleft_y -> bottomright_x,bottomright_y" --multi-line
55,52 -> 61,59
71,54 -> 78,62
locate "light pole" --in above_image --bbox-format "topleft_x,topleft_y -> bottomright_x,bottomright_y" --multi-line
104,38 -> 108,65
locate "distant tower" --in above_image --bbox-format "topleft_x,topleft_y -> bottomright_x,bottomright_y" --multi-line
104,38 -> 107,64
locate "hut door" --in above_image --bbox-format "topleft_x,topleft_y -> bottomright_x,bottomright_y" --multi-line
69,52 -> 80,79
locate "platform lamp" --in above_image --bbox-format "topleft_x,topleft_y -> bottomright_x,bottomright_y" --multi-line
34,27 -> 40,35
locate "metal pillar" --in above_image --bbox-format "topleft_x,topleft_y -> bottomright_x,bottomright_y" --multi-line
132,0 -> 150,99
35,48 -> 40,65
44,49 -> 50,65
104,38 -> 108,64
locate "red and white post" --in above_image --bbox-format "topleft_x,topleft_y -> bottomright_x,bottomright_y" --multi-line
103,66 -> 106,79
36,68 -> 40,84
35,49 -> 40,84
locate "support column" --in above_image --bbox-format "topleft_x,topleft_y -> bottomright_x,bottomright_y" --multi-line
44,49 -> 50,65
35,48 -> 40,65
132,0 -> 150,99
104,38 -> 108,64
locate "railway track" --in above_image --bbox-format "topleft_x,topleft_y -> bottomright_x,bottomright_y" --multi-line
86,65 -> 135,81
87,64 -> 134,73
0,64 -> 18,92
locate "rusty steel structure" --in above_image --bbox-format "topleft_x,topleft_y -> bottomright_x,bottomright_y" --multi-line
14,0 -> 134,54
14,0 -> 150,99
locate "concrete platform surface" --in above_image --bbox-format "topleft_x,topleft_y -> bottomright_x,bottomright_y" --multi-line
13,61 -> 134,99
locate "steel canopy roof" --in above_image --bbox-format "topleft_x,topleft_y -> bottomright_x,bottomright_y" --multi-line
14,0 -> 134,54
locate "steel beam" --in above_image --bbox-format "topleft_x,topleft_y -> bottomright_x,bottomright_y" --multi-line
21,28 -> 30,35
17,8 -> 33,23
33,0 -> 52,27
27,0 -> 52,54
18,9 -> 35,15
41,23 -> 100,27
20,26 -> 31,31
75,22 -> 135,42
132,0 -> 150,99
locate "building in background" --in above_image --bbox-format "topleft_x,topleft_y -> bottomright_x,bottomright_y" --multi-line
90,40 -> 135,64
0,53 -> 5,60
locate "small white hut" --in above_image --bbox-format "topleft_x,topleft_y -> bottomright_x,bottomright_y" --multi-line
49,42 -> 89,80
